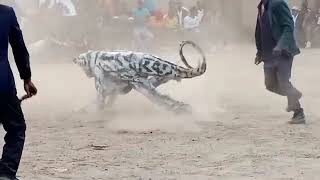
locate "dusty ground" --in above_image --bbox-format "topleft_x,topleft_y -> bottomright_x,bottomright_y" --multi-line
1,45 -> 320,180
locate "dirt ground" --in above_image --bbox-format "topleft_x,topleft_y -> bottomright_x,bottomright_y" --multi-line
1,45 -> 320,180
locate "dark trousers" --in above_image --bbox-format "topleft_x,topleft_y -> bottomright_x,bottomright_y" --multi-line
264,56 -> 302,111
0,95 -> 26,178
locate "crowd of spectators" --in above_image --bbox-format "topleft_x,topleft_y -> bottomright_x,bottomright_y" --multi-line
3,0 -> 319,55
2,0 -> 225,53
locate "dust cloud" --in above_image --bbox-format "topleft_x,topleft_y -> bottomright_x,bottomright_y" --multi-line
2,0 -> 320,179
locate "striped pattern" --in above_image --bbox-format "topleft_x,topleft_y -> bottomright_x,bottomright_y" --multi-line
73,41 -> 206,113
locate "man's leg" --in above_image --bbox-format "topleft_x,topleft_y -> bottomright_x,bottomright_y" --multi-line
276,56 -> 305,123
131,82 -> 192,114
0,96 -> 26,178
276,57 -> 302,111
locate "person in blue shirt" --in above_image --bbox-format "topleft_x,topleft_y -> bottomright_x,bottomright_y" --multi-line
132,0 -> 154,51
0,3 -> 37,179
133,0 -> 151,28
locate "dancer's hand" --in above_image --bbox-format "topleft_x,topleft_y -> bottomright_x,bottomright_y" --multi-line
24,79 -> 37,98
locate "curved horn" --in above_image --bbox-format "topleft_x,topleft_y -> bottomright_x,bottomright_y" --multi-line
179,40 -> 206,69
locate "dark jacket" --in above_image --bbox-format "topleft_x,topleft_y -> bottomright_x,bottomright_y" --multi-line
255,0 -> 300,58
0,4 -> 30,95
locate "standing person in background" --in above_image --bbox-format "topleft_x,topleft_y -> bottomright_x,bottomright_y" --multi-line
0,3 -> 37,180
291,6 -> 300,25
132,0 -> 153,51
291,6 -> 306,48
149,10 -> 164,28
255,0 -> 305,124
175,0 -> 189,29
303,8 -> 318,49
295,0 -> 309,48
195,1 -> 204,25
196,0 -> 204,16
183,6 -> 204,46
183,6 -> 203,32
164,7 -> 178,30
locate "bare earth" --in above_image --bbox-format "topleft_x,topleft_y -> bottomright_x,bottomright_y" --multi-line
1,45 -> 320,180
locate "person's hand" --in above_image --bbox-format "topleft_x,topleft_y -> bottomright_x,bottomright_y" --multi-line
24,79 -> 37,98
255,55 -> 263,65
272,47 -> 282,57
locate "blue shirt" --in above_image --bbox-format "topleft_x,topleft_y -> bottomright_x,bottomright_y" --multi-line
133,8 -> 150,27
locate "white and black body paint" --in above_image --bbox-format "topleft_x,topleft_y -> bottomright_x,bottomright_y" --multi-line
74,41 -> 206,114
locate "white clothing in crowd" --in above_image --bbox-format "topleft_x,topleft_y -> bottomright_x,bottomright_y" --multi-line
177,7 -> 189,27
292,14 -> 298,25
39,0 -> 77,16
183,10 -> 204,31
291,6 -> 299,26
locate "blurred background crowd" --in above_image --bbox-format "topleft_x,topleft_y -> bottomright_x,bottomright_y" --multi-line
1,0 -> 320,59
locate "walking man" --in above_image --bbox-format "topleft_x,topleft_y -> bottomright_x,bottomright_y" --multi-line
255,0 -> 305,124
0,3 -> 37,179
